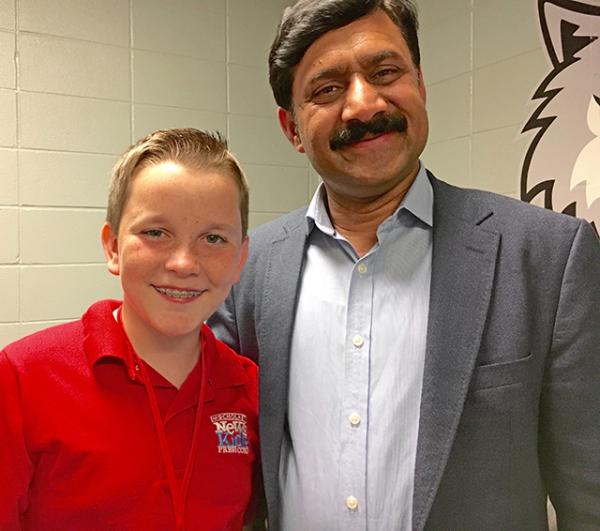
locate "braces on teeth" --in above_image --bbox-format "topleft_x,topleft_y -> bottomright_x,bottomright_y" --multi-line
155,287 -> 201,298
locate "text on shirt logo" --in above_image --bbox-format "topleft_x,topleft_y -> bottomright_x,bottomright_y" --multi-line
210,412 -> 250,454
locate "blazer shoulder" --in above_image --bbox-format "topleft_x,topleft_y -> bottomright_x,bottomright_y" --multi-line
431,174 -> 590,239
248,206 -> 308,248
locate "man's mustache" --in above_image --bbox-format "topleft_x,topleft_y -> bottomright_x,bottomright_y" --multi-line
329,113 -> 408,151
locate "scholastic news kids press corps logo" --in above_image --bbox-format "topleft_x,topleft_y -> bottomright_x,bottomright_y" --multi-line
210,412 -> 250,454
521,0 -> 600,235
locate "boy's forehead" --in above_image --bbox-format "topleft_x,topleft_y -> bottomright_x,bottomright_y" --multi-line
124,162 -> 241,213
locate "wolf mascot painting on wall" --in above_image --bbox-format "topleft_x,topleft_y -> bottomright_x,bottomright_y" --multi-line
522,0 -> 600,235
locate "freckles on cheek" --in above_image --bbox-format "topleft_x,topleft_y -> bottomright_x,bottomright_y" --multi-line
130,240 -> 144,254
122,239 -> 146,263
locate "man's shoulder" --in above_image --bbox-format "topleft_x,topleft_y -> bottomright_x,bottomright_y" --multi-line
248,206 -> 308,245
431,175 -> 588,237
245,206 -> 308,265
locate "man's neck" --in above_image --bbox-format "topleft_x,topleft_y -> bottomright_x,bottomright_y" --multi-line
324,172 -> 418,257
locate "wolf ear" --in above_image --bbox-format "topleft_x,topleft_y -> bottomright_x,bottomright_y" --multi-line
540,0 -> 600,66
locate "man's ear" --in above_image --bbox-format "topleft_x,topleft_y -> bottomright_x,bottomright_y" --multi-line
277,107 -> 305,153
101,222 -> 120,276
417,66 -> 427,103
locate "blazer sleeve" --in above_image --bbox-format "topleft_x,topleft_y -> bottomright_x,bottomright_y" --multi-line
0,350 -> 33,530
210,289 -> 242,356
539,220 -> 600,529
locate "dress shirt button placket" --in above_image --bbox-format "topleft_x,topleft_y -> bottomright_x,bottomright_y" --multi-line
339,258 -> 373,529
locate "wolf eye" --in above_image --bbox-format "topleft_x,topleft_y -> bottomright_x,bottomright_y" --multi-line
594,95 -> 600,106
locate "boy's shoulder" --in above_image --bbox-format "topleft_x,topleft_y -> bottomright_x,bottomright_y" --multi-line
1,299 -> 121,374
2,319 -> 85,370
203,323 -> 258,388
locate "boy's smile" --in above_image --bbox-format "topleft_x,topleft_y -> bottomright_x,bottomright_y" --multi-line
102,161 -> 248,351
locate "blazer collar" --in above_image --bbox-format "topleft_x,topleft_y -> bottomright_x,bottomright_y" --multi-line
412,173 -> 501,530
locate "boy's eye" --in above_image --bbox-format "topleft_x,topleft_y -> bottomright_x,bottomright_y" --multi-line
206,234 -> 225,244
143,229 -> 165,238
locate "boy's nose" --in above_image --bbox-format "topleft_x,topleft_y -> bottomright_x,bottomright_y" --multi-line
166,245 -> 201,276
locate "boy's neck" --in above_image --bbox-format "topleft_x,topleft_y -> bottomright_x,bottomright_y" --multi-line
135,341 -> 200,389
120,308 -> 201,389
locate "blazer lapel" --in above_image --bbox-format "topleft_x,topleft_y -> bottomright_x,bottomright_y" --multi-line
412,177 -> 500,530
257,215 -> 309,514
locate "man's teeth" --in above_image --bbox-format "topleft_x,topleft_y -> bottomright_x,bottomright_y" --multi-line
155,287 -> 201,299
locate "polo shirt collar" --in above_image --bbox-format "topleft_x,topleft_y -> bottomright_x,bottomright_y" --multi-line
82,299 -> 248,396
83,299 -> 135,375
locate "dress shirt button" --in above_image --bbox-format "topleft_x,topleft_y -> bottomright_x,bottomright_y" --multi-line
357,263 -> 368,274
352,334 -> 364,348
346,495 -> 359,511
349,412 -> 361,426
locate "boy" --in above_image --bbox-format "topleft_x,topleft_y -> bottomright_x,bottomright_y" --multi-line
0,129 -> 258,530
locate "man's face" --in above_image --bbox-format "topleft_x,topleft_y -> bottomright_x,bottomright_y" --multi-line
102,161 -> 248,346
279,9 -> 429,200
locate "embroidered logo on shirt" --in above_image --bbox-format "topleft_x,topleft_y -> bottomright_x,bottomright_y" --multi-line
210,412 -> 250,454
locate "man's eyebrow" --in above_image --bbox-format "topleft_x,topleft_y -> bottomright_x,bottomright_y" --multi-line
308,49 -> 406,86
360,49 -> 404,68
309,65 -> 349,85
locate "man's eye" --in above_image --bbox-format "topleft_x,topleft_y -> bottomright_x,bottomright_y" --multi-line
372,68 -> 398,82
312,84 -> 342,103
206,234 -> 225,244
143,229 -> 164,238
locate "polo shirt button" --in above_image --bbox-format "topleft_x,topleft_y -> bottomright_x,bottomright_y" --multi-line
348,412 -> 361,426
357,263 -> 368,274
352,334 -> 364,348
346,495 -> 359,511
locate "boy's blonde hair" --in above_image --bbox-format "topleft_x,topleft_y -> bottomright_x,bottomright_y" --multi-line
107,128 -> 249,237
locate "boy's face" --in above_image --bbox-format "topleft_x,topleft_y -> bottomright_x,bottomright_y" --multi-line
102,161 -> 248,346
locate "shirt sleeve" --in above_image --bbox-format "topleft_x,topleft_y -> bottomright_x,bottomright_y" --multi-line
0,350 -> 33,530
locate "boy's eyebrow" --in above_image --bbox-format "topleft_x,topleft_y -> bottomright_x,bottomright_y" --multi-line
132,214 -> 239,232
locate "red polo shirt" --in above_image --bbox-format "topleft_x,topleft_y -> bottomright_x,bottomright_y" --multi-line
0,300 -> 259,531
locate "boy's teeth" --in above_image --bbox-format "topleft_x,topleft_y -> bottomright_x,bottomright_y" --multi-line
155,287 -> 201,298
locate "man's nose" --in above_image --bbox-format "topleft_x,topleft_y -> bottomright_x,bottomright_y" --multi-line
341,74 -> 387,123
166,244 -> 201,276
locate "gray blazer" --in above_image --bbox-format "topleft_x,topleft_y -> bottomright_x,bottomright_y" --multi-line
210,174 -> 600,530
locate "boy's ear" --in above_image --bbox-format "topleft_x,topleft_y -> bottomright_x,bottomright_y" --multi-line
101,222 -> 120,276
278,107 -> 305,153
233,236 -> 250,283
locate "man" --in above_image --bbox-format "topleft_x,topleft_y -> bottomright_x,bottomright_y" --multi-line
209,1 -> 600,529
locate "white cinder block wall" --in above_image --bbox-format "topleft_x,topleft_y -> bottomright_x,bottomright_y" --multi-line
1,0 -> 594,345
0,0 -> 307,346
416,0 -> 556,197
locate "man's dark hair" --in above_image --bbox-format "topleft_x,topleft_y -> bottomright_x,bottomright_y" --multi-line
269,0 -> 420,111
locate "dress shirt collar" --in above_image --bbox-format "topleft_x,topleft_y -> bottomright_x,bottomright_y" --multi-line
305,162 -> 433,236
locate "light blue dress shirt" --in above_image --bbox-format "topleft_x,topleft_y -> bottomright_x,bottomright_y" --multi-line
279,164 -> 433,531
